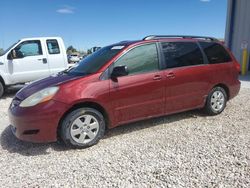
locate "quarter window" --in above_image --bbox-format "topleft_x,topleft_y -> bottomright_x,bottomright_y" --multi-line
46,39 -> 60,54
114,43 -> 159,75
161,42 -> 203,69
200,42 -> 232,64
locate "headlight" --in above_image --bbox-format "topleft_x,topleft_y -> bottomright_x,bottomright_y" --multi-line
20,86 -> 59,107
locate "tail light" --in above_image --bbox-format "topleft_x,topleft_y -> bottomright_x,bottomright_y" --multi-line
234,61 -> 241,74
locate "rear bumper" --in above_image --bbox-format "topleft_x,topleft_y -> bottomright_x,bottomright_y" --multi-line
229,80 -> 241,100
8,99 -> 69,143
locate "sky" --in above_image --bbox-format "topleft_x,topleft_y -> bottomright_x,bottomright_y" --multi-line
0,0 -> 228,51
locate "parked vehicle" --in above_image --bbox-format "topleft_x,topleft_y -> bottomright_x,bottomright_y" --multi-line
0,37 -> 68,97
9,35 -> 241,149
68,54 -> 80,63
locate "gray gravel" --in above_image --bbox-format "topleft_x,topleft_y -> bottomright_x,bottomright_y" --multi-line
0,88 -> 249,187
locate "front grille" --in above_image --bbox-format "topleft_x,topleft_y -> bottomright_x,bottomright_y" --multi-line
23,130 -> 39,135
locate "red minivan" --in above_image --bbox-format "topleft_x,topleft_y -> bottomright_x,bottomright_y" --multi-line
8,35 -> 241,148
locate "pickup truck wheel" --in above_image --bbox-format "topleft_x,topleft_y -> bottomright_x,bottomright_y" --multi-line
0,82 -> 4,98
60,108 -> 105,149
204,87 -> 227,115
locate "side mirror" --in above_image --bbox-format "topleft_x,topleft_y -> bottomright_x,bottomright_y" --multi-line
111,65 -> 129,78
7,49 -> 18,60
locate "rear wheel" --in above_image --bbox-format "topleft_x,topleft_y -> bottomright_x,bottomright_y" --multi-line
60,108 -> 105,148
0,82 -> 4,98
204,87 -> 227,115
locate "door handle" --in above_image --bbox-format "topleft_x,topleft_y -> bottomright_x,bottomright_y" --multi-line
153,75 -> 162,80
38,58 -> 47,64
166,72 -> 175,79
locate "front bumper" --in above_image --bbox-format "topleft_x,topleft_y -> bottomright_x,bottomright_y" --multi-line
8,98 -> 69,143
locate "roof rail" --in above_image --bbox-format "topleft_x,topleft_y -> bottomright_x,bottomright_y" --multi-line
143,35 -> 219,41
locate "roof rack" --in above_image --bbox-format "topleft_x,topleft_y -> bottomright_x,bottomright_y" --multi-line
143,35 -> 219,41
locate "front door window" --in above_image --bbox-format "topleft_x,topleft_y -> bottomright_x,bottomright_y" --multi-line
113,43 -> 159,75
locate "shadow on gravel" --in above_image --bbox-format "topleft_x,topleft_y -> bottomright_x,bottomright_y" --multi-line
1,85 -> 23,99
104,109 -> 206,139
1,109 -> 206,156
0,126 -> 68,156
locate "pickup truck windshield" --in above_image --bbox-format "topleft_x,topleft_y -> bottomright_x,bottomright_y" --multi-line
67,45 -> 125,76
1,41 -> 19,56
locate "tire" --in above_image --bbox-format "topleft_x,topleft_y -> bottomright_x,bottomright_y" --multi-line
0,81 -> 4,98
60,107 -> 105,149
204,86 -> 227,115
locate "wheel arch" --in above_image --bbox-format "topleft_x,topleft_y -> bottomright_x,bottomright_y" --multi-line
213,83 -> 230,100
0,75 -> 5,87
57,101 -> 110,140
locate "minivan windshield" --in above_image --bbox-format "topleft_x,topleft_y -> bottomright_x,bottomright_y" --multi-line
66,45 -> 125,76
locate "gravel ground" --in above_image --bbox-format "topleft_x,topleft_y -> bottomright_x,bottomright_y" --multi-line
0,88 -> 249,187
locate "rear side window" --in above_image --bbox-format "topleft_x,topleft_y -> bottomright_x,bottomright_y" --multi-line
46,39 -> 60,54
199,42 -> 232,64
161,42 -> 203,69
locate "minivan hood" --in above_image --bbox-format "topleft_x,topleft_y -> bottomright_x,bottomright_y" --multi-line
16,73 -> 80,100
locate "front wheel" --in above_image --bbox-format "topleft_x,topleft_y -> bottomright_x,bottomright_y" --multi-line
204,87 -> 227,115
60,108 -> 105,149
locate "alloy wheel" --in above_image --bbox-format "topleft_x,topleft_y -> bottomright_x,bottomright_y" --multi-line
70,115 -> 99,144
210,90 -> 225,112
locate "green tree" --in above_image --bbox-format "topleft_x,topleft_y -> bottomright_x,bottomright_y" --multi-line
66,45 -> 77,55
87,49 -> 92,55
0,48 -> 4,55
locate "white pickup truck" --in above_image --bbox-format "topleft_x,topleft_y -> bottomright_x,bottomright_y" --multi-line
0,37 -> 68,97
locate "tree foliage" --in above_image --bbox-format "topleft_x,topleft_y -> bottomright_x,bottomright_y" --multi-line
0,48 -> 4,55
87,49 -> 92,55
66,45 -> 77,55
